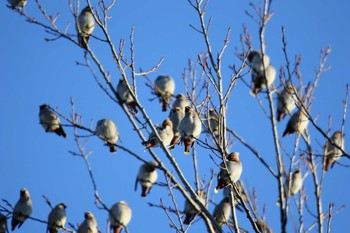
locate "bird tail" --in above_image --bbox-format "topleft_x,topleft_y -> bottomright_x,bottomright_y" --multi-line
169,135 -> 179,150
161,98 -> 168,112
113,226 -> 122,233
55,126 -> 67,138
277,111 -> 284,122
183,214 -> 194,225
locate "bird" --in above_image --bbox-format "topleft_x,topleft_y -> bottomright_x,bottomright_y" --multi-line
47,203 -> 67,233
11,188 -> 32,231
39,104 -> 67,138
183,190 -> 206,224
0,213 -> 8,233
205,108 -> 219,137
172,94 -> 189,112
247,50 -> 271,74
109,201 -> 132,233
116,79 -> 137,114
213,197 -> 231,227
142,119 -> 173,150
7,0 -> 26,9
76,6 -> 95,49
277,84 -> 297,121
77,212 -> 98,233
286,168 -> 303,196
222,181 -> 247,210
282,110 -> 309,137
250,65 -> 276,96
178,106 -> 202,154
323,131 -> 345,172
135,161 -> 158,197
214,152 -> 243,193
168,107 -> 185,149
154,75 -> 175,112
95,119 -> 119,153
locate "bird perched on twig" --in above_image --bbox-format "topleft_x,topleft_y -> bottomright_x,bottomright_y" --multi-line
205,108 -> 219,137
135,161 -> 158,197
183,190 -> 206,225
213,197 -> 231,227
47,203 -> 67,233
169,94 -> 189,149
286,168 -> 303,196
0,213 -> 8,233
76,6 -> 95,49
282,110 -> 309,137
95,119 -> 119,153
77,212 -> 98,233
39,104 -> 67,138
277,84 -> 297,121
154,75 -> 175,112
247,50 -> 276,95
142,119 -> 173,150
11,188 -> 32,231
323,131 -> 345,172
214,152 -> 243,193
7,0 -> 26,9
109,201 -> 132,233
116,79 -> 138,114
178,106 -> 202,154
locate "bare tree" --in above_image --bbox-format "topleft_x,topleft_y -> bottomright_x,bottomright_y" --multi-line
1,0 -> 349,233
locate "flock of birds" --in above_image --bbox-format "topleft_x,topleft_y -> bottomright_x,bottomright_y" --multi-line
5,1 -> 346,232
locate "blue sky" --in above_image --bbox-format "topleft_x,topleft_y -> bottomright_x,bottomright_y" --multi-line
1,0 -> 349,232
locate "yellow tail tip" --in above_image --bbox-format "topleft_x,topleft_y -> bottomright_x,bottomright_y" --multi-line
184,151 -> 190,155
214,188 -> 219,194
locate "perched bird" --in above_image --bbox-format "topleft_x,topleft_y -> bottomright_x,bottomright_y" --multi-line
109,201 -> 132,233
76,6 -> 95,49
178,106 -> 202,154
142,119 -> 173,150
154,75 -> 175,112
247,51 -> 275,95
95,119 -> 119,153
135,161 -> 158,197
286,169 -> 303,196
7,0 -> 26,9
324,131 -> 345,172
213,197 -> 231,227
250,65 -> 276,96
277,84 -> 297,121
222,181 -> 247,210
77,212 -> 98,233
183,190 -> 206,225
11,188 -> 32,231
116,79 -> 137,114
214,152 -> 243,193
47,203 -> 67,233
39,104 -> 67,138
0,213 -> 8,233
282,110 -> 309,137
168,107 -> 185,149
205,108 -> 219,137
172,94 -> 189,112
247,50 -> 271,74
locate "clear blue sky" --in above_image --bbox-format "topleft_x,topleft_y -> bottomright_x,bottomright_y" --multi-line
1,0 -> 349,232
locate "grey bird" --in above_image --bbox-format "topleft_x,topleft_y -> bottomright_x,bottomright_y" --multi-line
282,110 -> 309,137
324,131 -> 345,172
77,6 -> 95,49
213,197 -> 231,227
171,94 -> 189,112
286,169 -> 303,196
183,190 -> 206,225
277,84 -> 297,121
47,203 -> 67,233
178,106 -> 202,154
7,0 -> 26,9
39,104 -> 67,138
0,213 -> 8,233
135,161 -> 158,197
77,212 -> 98,233
205,108 -> 219,137
109,201 -> 132,233
214,152 -> 243,193
154,75 -> 175,112
142,119 -> 173,150
116,79 -> 137,114
95,119 -> 119,153
168,107 -> 185,149
11,188 -> 32,231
